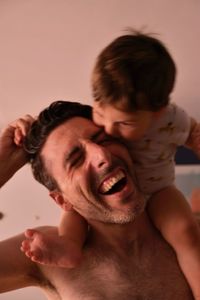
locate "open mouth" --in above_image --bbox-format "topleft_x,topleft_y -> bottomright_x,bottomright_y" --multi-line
99,170 -> 127,195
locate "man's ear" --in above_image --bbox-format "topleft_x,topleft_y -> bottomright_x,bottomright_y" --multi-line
49,191 -> 73,211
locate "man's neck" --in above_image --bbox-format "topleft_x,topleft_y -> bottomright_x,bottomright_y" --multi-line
88,211 -> 155,250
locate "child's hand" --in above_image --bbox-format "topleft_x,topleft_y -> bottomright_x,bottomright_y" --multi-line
190,123 -> 200,158
0,114 -> 35,157
13,115 -> 36,146
0,114 -> 35,186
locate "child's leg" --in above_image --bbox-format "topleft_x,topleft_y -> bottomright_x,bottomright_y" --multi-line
21,210 -> 88,268
191,188 -> 200,215
59,209 -> 88,248
147,185 -> 200,300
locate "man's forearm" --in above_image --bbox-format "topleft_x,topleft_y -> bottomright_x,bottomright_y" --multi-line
0,157 -> 26,188
0,161 -> 16,188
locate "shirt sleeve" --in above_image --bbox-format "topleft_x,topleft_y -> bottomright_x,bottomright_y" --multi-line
168,103 -> 191,146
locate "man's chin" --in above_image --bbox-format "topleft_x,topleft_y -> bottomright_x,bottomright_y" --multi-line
83,191 -> 146,225
110,214 -> 136,225
109,209 -> 143,224
112,195 -> 146,224
99,203 -> 146,225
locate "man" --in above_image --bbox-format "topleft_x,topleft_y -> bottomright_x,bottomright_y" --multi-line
0,101 -> 194,299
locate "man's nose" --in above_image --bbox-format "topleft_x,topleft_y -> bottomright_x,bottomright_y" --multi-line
85,141 -> 111,169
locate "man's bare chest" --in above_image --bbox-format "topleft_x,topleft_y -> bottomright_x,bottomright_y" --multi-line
44,240 -> 193,300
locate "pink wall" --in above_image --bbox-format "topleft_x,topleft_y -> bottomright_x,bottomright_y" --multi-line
0,1 -> 200,299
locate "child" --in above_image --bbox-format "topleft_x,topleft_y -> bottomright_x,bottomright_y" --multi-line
91,31 -> 200,299
21,31 -> 200,299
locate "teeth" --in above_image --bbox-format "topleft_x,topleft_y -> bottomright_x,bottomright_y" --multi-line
100,170 -> 125,193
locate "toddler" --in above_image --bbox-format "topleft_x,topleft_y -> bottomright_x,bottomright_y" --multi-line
21,31 -> 200,299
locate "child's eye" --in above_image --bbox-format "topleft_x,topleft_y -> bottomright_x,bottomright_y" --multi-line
120,122 -> 136,127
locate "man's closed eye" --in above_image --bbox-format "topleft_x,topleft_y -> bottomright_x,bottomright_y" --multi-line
70,152 -> 85,168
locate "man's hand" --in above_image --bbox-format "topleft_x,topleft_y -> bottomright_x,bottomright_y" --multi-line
0,114 -> 35,187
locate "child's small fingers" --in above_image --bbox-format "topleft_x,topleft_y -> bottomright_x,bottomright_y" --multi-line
10,115 -> 35,136
14,128 -> 24,146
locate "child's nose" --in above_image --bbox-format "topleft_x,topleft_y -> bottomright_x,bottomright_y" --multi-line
105,123 -> 119,137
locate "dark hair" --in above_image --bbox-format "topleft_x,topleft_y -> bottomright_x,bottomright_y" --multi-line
92,30 -> 176,111
24,100 -> 92,191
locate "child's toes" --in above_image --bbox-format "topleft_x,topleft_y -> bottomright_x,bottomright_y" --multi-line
21,240 -> 31,252
25,228 -> 37,238
31,251 -> 44,263
24,250 -> 34,258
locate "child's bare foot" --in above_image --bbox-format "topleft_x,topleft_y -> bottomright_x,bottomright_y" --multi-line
21,228 -> 82,268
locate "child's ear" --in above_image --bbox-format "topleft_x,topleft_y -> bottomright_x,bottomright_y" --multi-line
49,191 -> 73,211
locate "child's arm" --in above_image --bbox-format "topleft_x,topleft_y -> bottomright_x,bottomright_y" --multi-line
0,115 -> 35,187
185,118 -> 200,157
147,185 -> 200,300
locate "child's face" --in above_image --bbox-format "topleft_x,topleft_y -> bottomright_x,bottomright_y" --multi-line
93,102 -> 157,141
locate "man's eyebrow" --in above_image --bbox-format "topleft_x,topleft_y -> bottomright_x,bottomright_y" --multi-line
63,128 -> 105,167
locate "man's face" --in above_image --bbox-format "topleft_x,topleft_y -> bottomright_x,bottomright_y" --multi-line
41,117 -> 145,224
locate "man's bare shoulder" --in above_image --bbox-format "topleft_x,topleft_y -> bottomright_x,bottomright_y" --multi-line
0,233 -> 47,293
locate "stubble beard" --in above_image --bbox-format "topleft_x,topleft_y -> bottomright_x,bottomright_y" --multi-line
85,192 -> 146,225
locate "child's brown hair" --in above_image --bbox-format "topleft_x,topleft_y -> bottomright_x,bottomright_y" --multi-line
92,30 -> 176,112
